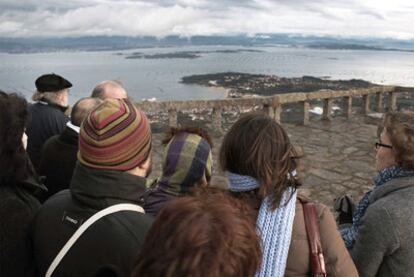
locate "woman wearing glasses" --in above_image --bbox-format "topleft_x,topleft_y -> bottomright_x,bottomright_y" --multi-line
342,112 -> 414,276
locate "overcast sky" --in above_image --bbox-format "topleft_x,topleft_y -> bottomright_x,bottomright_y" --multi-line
1,0 -> 413,39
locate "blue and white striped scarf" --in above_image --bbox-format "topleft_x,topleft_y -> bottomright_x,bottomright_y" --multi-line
227,172 -> 297,277
341,165 -> 414,249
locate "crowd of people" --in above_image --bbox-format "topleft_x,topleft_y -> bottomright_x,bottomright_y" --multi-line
1,72 -> 414,277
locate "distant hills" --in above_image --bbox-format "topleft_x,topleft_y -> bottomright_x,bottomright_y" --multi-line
1,34 -> 414,53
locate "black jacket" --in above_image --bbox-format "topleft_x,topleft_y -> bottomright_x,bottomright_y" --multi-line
144,187 -> 177,217
32,163 -> 153,277
27,101 -> 69,171
0,173 -> 46,277
39,126 -> 78,201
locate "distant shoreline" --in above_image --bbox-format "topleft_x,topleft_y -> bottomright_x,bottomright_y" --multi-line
181,72 -> 377,97
1,42 -> 413,55
123,49 -> 265,59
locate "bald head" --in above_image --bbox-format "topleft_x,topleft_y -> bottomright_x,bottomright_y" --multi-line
70,97 -> 103,127
91,80 -> 128,100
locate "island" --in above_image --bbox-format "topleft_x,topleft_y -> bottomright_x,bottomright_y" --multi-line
126,52 -> 201,59
124,49 -> 264,59
181,72 -> 375,97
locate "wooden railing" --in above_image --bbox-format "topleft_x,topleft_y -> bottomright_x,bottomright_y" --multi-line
137,86 -> 404,131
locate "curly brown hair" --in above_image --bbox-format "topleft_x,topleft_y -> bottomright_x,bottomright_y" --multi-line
133,188 -> 261,277
382,112 -> 414,170
220,113 -> 301,210
0,91 -> 33,184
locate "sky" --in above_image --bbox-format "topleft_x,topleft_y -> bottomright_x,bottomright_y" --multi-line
0,0 -> 414,39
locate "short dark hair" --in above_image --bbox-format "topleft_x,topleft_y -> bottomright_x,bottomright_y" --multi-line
133,188 -> 261,277
382,111 -> 414,170
0,91 -> 33,184
220,113 -> 301,210
70,97 -> 103,127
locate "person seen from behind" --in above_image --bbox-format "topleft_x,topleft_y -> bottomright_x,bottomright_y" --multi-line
32,98 -> 153,277
144,127 -> 213,216
39,97 -> 103,201
91,80 -> 128,100
220,113 -> 357,277
0,91 -> 46,277
26,73 -> 72,170
133,188 -> 261,277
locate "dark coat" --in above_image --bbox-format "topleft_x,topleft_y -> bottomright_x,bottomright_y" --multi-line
32,163 -> 153,277
39,126 -> 78,201
351,176 -> 414,277
0,174 -> 46,277
144,187 -> 177,217
27,101 -> 69,171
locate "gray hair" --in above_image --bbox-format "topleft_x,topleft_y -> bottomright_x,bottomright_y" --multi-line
32,90 -> 66,104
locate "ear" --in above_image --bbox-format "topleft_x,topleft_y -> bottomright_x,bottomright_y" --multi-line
138,156 -> 152,172
127,155 -> 152,177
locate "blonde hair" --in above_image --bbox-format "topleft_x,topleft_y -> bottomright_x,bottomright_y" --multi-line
382,112 -> 414,170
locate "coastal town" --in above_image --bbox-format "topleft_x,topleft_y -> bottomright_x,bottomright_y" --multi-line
182,72 -> 375,97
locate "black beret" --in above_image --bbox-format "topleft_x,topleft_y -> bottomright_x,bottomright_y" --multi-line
35,73 -> 72,92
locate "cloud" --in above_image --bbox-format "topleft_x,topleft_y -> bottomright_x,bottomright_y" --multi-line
0,0 -> 413,39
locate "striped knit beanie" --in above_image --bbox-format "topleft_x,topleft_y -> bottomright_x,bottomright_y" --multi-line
78,98 -> 151,171
158,132 -> 212,195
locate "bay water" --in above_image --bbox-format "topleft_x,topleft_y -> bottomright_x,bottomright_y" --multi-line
1,45 -> 414,105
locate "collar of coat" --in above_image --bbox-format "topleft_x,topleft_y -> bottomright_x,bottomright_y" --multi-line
58,126 -> 79,146
38,98 -> 68,113
69,162 -> 148,210
370,175 -> 414,203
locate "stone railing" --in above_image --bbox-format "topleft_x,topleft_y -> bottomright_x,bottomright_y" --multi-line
137,86 -> 402,131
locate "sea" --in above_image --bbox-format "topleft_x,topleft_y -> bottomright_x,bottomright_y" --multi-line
1,45 -> 414,105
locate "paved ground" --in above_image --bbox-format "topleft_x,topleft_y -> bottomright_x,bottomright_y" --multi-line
150,114 -> 379,208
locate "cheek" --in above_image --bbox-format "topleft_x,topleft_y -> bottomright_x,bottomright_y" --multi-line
376,149 -> 396,170
22,133 -> 28,150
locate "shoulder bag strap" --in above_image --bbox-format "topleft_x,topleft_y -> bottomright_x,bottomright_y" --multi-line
302,201 -> 327,277
46,203 -> 145,277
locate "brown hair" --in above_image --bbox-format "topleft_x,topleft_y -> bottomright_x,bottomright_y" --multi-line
133,188 -> 261,277
220,113 -> 300,210
382,111 -> 414,170
0,91 -> 33,184
162,126 -> 213,148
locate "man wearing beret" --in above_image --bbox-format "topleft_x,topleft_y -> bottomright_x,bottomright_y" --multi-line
32,98 -> 153,277
26,73 -> 72,171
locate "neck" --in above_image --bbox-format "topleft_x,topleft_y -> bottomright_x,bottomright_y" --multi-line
127,166 -> 147,178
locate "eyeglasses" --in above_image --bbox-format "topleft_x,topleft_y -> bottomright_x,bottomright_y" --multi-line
375,142 -> 393,149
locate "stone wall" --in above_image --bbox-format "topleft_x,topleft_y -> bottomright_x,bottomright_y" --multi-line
136,86 -> 399,130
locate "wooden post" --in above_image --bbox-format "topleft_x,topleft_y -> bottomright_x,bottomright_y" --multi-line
375,92 -> 382,112
388,92 -> 397,111
212,107 -> 222,132
323,98 -> 333,120
263,104 -> 274,119
303,101 -> 310,125
274,103 -> 282,123
344,96 -> 352,119
168,109 -> 177,127
363,95 -> 370,114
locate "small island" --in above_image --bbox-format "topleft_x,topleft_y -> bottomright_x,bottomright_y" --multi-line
181,72 -> 375,97
124,49 -> 264,59
126,52 -> 201,59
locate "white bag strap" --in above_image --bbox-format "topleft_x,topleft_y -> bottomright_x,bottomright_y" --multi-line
46,203 -> 145,277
